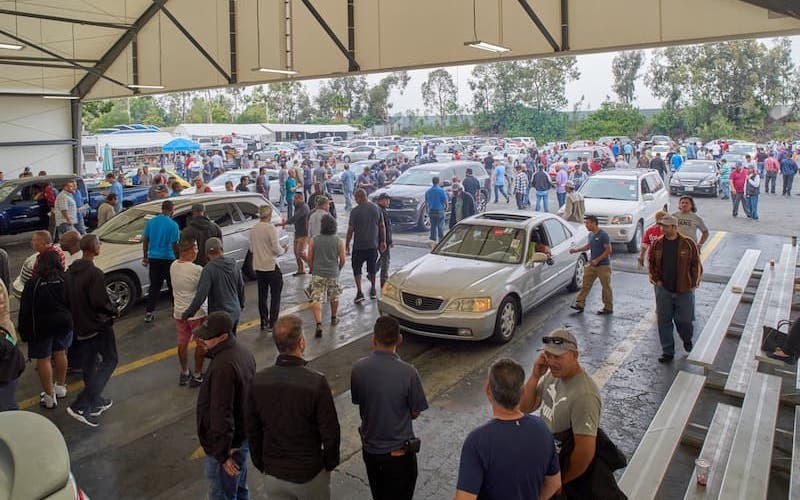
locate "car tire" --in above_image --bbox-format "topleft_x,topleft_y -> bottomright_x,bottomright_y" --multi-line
478,188 -> 489,212
416,204 -> 430,231
490,296 -> 518,344
105,272 -> 138,316
343,156 -> 351,163
253,153 -> 261,161
567,255 -> 586,292
626,221 -> 643,253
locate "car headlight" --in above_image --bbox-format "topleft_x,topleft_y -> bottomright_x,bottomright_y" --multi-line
382,281 -> 400,301
670,178 -> 681,186
610,215 -> 633,225
445,297 -> 492,313
402,198 -> 419,207
698,180 -> 711,186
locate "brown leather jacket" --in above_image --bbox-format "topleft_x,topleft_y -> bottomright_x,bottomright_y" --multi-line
648,233 -> 702,293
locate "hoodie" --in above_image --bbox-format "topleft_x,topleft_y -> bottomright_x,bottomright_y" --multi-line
182,216 -> 223,266
64,259 -> 117,340
182,256 -> 244,323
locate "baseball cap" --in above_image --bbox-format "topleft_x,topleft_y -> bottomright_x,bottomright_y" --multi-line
735,161 -> 743,167
542,328 -> 578,355
658,215 -> 678,226
376,192 -> 391,201
195,311 -> 233,340
191,203 -> 205,213
205,237 -> 223,255
565,180 -> 575,189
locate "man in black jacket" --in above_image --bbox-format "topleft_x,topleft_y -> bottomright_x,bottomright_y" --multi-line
64,234 -> 118,428
376,193 -> 394,290
196,311 -> 256,500
245,315 -> 340,499
182,203 -> 222,267
449,182 -> 476,229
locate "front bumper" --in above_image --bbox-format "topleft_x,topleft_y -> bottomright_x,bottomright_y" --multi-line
378,296 -> 497,340
670,184 -> 715,196
385,208 -> 421,230
600,224 -> 635,244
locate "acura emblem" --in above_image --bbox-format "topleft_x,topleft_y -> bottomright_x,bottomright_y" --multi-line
415,298 -> 423,307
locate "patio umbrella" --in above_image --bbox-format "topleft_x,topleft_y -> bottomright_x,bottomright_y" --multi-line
163,137 -> 201,152
102,143 -> 114,172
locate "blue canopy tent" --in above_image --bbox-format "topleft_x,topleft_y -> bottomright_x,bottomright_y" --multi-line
162,137 -> 200,152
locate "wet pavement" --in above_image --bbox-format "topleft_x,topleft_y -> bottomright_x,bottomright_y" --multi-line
1,189 -> 798,499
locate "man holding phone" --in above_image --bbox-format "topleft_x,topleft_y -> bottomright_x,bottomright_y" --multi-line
351,316 -> 429,500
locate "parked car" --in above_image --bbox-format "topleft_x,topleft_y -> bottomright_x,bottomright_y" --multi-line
370,161 -> 489,231
86,184 -> 150,228
183,169 -> 265,195
94,193 -> 287,315
0,175 -> 89,235
341,146 -> 380,163
669,160 -> 720,197
378,211 -> 588,343
569,169 -> 669,253
651,135 -> 674,146
727,141 -> 757,159
0,411 -> 90,499
551,146 -> 612,179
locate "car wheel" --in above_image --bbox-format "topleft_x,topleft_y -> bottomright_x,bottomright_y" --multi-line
626,221 -> 643,253
567,255 -> 586,292
490,296 -> 518,343
478,188 -> 489,212
343,156 -> 351,163
105,272 -> 138,316
416,204 -> 430,231
253,153 -> 261,161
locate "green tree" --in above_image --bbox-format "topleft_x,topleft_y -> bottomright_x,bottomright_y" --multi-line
82,101 -> 114,130
421,69 -> 459,133
577,102 -> 645,139
254,81 -> 312,123
611,50 -> 644,105
87,100 -> 130,131
128,96 -> 167,126
366,71 -> 410,131
187,96 -> 210,123
236,103 -> 267,123
315,76 -> 368,121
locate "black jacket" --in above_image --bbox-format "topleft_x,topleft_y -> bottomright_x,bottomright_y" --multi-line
246,354 -> 341,483
532,169 -> 552,191
462,176 -> 481,197
379,205 -> 393,246
182,216 -> 222,266
553,428 -> 627,500
18,275 -> 72,342
449,192 -> 476,228
64,259 -> 117,340
649,157 -> 667,176
0,326 -> 24,384
196,337 -> 256,463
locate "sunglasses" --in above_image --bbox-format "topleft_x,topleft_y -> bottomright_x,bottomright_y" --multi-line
542,336 -> 577,347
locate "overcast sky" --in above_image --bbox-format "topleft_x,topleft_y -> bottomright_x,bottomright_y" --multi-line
303,36 -> 800,114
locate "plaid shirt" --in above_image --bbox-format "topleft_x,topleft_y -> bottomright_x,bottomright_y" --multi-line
513,171 -> 529,195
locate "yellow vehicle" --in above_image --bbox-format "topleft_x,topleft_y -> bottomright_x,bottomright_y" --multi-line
97,168 -> 191,189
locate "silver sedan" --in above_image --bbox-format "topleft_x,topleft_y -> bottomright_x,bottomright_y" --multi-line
378,211 -> 589,343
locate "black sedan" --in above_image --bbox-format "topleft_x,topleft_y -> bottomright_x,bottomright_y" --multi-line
669,160 -> 720,197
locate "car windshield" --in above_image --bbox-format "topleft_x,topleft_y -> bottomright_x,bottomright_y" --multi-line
208,173 -> 238,187
560,150 -> 590,161
393,169 -> 441,186
580,177 -> 638,201
728,144 -> 755,154
95,208 -> 155,244
435,224 -> 525,264
680,162 -> 717,173
0,183 -> 16,201
653,136 -> 670,142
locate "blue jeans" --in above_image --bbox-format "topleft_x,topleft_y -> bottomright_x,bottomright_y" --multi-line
654,286 -> 694,357
556,192 -> 566,208
535,190 -> 549,212
205,441 -> 250,500
494,184 -> 508,203
343,189 -> 353,211
429,209 -> 445,242
515,193 -> 526,209
720,182 -> 730,199
746,195 -> 759,220
0,379 -> 18,411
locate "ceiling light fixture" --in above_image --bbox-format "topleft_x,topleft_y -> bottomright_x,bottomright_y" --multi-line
253,67 -> 298,75
253,0 -> 297,76
126,84 -> 165,89
42,95 -> 79,99
464,41 -> 511,53
0,42 -> 23,50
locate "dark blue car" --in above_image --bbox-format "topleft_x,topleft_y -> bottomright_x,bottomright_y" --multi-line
0,175 -> 88,235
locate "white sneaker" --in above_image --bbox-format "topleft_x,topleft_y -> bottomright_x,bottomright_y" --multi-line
39,392 -> 57,409
54,384 -> 67,399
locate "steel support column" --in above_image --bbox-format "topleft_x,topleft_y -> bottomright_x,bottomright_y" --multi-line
347,0 -> 356,68
71,100 -> 82,175
160,6 -> 232,83
229,0 -> 237,83
299,0 -> 360,71
516,0 -> 561,52
560,0 -> 569,51
131,37 -> 140,95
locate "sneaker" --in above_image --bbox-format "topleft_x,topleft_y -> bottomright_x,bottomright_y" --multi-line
354,292 -> 365,304
144,312 -> 155,323
39,392 -> 57,409
369,287 -> 377,299
658,354 -> 674,363
89,397 -> 113,417
596,308 -> 613,315
67,406 -> 99,428
570,304 -> 584,313
330,316 -> 339,326
683,340 -> 693,353
179,371 -> 192,386
189,374 -> 204,387
54,384 -> 67,399
315,324 -> 323,338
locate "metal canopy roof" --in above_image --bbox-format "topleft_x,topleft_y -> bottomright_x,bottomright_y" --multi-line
0,0 -> 797,100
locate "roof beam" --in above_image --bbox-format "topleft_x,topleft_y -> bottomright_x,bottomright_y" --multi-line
560,0 -> 569,51
738,0 -> 800,19
228,0 -> 237,83
73,0 -> 168,99
160,5 -> 232,83
299,0 -> 360,72
0,60 -> 81,70
516,0 -> 561,52
0,8 -> 131,29
0,27 -> 127,91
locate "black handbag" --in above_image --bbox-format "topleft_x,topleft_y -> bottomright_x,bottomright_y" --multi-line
761,320 -> 793,354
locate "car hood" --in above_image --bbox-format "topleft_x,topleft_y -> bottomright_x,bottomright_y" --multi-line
673,172 -> 716,182
374,184 -> 427,200
391,254 -> 514,295
582,198 -> 640,216
93,241 -> 140,273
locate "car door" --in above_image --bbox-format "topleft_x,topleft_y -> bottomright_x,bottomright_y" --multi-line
542,218 -> 573,291
204,201 -> 244,263
7,183 -> 47,233
646,173 -> 669,212
523,224 -> 560,305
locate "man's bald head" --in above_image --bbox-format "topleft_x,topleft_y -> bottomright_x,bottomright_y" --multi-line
59,230 -> 81,254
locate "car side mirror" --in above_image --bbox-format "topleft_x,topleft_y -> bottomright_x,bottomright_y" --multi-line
529,252 -> 549,263
442,180 -> 452,187
643,193 -> 654,201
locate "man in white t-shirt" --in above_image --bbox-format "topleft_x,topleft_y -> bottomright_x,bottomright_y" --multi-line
171,238 -> 207,387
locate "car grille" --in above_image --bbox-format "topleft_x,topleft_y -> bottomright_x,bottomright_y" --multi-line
401,292 -> 443,311
595,216 -> 610,225
393,317 -> 459,336
680,179 -> 699,185
389,199 -> 405,209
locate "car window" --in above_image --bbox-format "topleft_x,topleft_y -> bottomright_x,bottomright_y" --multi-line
645,175 -> 663,193
95,208 -> 150,244
543,219 -> 569,247
435,224 -> 525,264
640,179 -> 650,195
205,203 -> 235,227
579,177 -> 638,201
236,201 -> 260,221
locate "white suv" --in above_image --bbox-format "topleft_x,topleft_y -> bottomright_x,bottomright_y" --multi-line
571,169 -> 669,253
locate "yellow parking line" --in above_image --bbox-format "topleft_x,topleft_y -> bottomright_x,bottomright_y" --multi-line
18,301 -> 314,410
700,230 -> 726,261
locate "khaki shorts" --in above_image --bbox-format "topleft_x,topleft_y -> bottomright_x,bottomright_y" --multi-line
309,275 -> 341,303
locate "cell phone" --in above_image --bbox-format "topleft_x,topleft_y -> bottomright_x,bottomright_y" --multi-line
404,437 -> 421,454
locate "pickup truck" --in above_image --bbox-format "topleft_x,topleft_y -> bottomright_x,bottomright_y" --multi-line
85,184 -> 150,228
0,175 -> 89,235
